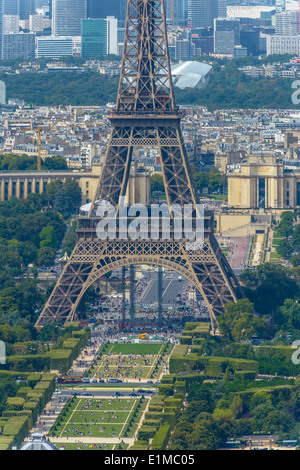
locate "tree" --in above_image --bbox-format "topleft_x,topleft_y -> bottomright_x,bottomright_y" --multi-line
207,168 -> 226,193
39,226 -> 57,249
46,180 -> 63,205
242,263 -> 299,316
61,232 -> 77,256
276,238 -> 293,259
194,172 -> 209,193
151,174 -> 165,194
53,188 -> 73,218
43,156 -> 68,170
218,299 -> 266,341
276,299 -> 300,330
63,179 -> 82,209
37,246 -> 56,267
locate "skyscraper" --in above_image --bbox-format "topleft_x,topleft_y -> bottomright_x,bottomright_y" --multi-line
81,18 -> 107,59
52,0 -> 87,36
276,0 -> 286,13
165,0 -> 188,26
81,16 -> 118,59
187,0 -> 226,29
0,0 -> 3,60
3,0 -> 20,15
20,0 -> 35,19
87,0 -> 126,22
214,17 -> 240,55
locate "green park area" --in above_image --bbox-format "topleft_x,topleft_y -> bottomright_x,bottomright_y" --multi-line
87,343 -> 173,382
48,397 -> 147,440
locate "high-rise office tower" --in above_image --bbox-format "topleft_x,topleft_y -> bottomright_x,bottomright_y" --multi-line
217,0 -> 227,18
20,0 -> 36,19
0,0 -> 3,60
87,0 -> 126,22
4,0 -> 20,15
81,16 -> 118,59
165,0 -> 188,26
275,10 -> 299,36
276,0 -> 286,13
187,0 -> 226,29
3,32 -> 35,60
214,17 -> 240,55
81,18 -> 107,59
52,0 -> 87,36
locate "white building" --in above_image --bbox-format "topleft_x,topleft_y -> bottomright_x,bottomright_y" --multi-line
29,14 -> 51,33
3,15 -> 19,34
106,16 -> 118,56
36,36 -> 74,59
266,35 -> 300,55
275,10 -> 299,35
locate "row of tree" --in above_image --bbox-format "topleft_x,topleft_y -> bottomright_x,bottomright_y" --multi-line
151,168 -> 226,196
0,178 -> 82,331
0,61 -> 297,110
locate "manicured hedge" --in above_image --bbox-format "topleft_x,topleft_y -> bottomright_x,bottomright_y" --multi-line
17,387 -> 33,400
144,412 -> 162,422
158,384 -> 174,397
160,375 -> 176,384
2,411 -> 33,430
45,349 -> 73,373
0,436 -> 15,451
63,338 -> 81,360
27,374 -> 42,388
137,425 -> 157,440
6,397 -> 25,411
180,335 -> 193,345
6,355 -> 50,372
34,381 -> 53,403
2,416 -> 29,448
170,355 -> 258,377
151,425 -> 171,450
234,370 -> 257,381
169,354 -> 204,375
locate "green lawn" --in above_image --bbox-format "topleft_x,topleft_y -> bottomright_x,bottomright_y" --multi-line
88,343 -> 171,381
56,443 -> 129,450
49,397 -> 147,439
107,343 -> 163,355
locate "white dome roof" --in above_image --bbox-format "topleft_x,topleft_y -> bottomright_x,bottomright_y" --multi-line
171,61 -> 212,90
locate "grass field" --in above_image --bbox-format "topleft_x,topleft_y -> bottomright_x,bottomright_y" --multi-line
108,343 -> 163,355
88,342 -> 173,381
49,397 -> 147,439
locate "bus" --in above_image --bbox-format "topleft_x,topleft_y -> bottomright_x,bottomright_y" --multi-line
57,376 -> 83,385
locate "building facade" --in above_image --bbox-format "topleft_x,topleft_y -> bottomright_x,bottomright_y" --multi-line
266,35 -> 300,56
214,18 -> 240,55
275,10 -> 299,36
36,35 -> 74,59
227,154 -> 300,210
81,18 -> 107,59
81,16 -> 118,60
87,0 -> 126,23
187,0 -> 226,29
52,0 -> 87,36
3,32 -> 35,60
0,165 -> 151,206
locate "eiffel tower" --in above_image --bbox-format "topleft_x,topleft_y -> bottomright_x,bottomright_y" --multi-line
35,0 -> 244,332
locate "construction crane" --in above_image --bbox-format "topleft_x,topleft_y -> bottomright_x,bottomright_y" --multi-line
36,127 -> 42,171
23,126 -> 42,171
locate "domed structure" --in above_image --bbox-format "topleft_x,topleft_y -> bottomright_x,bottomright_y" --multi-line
171,61 -> 212,90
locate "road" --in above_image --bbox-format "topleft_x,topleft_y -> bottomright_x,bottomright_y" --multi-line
136,271 -> 188,308
56,387 -> 157,398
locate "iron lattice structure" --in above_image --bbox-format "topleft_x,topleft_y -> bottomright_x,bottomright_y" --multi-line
35,0 -> 244,331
